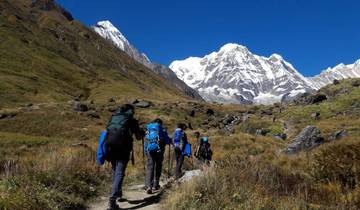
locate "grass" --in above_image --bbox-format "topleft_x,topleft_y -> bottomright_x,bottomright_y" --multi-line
163,79 -> 360,210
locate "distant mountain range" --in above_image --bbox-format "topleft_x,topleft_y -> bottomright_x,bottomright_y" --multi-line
170,44 -> 360,104
92,21 -> 360,105
92,21 -> 203,100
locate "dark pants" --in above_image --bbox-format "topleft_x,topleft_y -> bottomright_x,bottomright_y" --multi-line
110,159 -> 129,201
174,149 -> 184,178
145,151 -> 164,189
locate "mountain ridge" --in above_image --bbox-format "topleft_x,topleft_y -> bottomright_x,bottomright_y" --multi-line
170,43 -> 360,104
92,20 -> 203,100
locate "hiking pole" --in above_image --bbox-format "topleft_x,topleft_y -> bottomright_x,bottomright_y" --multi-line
168,143 -> 171,178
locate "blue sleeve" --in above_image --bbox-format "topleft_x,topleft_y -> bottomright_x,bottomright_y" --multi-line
161,129 -> 171,144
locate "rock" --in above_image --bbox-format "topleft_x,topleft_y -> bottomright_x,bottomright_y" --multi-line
294,93 -> 327,105
73,102 -> 88,112
333,79 -> 340,85
329,130 -> 348,141
133,100 -> 152,108
188,109 -> 195,117
260,109 -> 273,116
130,99 -> 139,104
87,111 -> 100,119
255,128 -> 270,136
274,133 -> 287,140
285,125 -> 324,154
0,113 -> 8,119
351,80 -> 360,87
108,98 -> 115,103
179,170 -> 204,183
311,112 -> 320,120
310,94 -> 327,104
206,109 -> 215,116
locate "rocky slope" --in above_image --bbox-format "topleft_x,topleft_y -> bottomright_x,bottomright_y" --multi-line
92,20 -> 203,100
170,43 -> 314,104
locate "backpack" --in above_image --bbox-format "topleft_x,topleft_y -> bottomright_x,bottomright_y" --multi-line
96,130 -> 108,165
196,137 -> 212,160
145,122 -> 161,153
105,109 -> 133,148
104,108 -> 134,160
173,128 -> 184,151
182,143 -> 192,157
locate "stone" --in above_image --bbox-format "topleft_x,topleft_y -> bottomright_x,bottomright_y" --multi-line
87,111 -> 100,119
188,109 -> 196,117
73,102 -> 88,112
310,94 -> 327,104
333,79 -> 340,85
274,133 -> 287,140
206,109 -> 215,116
351,80 -> 360,87
329,130 -> 348,141
285,125 -> 324,154
0,113 -> 8,119
133,100 -> 152,108
311,112 -> 320,120
108,98 -> 115,103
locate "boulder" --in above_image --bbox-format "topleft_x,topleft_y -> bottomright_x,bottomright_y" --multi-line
133,100 -> 152,108
351,79 -> 360,87
206,109 -> 215,116
188,109 -> 196,117
333,79 -> 340,85
311,112 -> 320,120
329,130 -> 348,141
0,113 -> 7,119
274,133 -> 287,140
73,102 -> 88,112
310,94 -> 327,104
87,111 -> 100,119
285,125 -> 324,154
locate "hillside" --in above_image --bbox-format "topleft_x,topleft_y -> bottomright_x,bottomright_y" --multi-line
0,0 -> 190,108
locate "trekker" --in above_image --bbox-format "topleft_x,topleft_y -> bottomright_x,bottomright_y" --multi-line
172,123 -> 189,179
105,104 -> 143,210
144,118 -> 170,194
194,137 -> 213,166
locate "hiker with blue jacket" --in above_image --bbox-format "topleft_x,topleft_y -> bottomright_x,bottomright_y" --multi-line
173,123 -> 191,179
105,104 -> 143,210
144,118 -> 170,194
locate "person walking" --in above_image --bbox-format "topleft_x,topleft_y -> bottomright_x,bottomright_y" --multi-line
172,123 -> 189,179
144,118 -> 170,194
194,137 -> 213,167
105,104 -> 143,210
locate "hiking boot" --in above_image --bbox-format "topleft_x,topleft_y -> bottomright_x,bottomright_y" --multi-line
146,187 -> 152,194
107,200 -> 121,210
153,185 -> 160,191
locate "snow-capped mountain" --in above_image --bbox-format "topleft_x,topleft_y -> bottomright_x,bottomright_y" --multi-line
309,60 -> 360,89
92,20 -> 203,100
170,43 -> 314,104
92,20 -> 152,68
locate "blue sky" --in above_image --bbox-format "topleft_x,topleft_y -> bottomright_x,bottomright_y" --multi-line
58,0 -> 360,76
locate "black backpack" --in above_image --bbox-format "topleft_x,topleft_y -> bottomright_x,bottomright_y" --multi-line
197,142 -> 212,160
105,108 -> 134,157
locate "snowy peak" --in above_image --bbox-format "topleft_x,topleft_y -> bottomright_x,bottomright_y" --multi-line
170,43 -> 314,104
309,59 -> 360,89
92,20 -> 151,67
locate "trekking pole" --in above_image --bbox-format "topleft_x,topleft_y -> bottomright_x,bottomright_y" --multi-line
168,143 -> 171,178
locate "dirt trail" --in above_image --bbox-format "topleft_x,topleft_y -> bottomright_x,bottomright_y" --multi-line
88,184 -> 164,210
